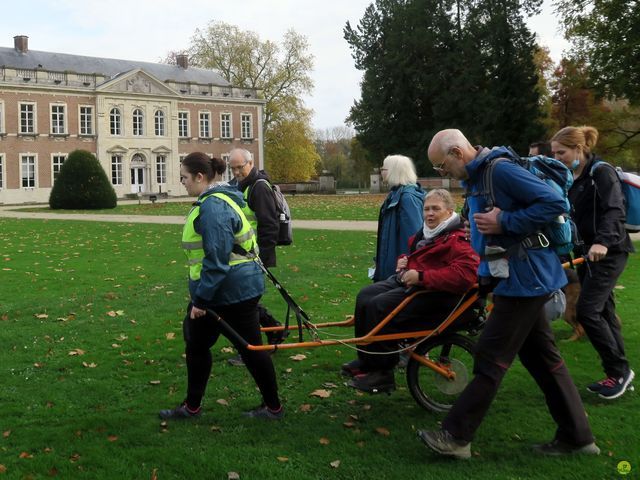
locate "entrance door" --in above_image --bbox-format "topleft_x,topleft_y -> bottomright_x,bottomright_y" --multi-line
130,167 -> 145,193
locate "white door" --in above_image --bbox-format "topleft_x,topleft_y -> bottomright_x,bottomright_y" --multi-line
130,167 -> 145,193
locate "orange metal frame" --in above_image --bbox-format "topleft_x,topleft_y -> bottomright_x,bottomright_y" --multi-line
248,257 -> 584,379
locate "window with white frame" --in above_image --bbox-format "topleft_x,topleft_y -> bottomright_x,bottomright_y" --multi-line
21,155 -> 36,188
220,113 -> 231,139
50,104 -> 66,134
156,155 -> 167,184
19,103 -> 36,134
111,155 -> 123,185
178,111 -> 189,138
0,155 -> 4,189
52,154 -> 66,181
132,109 -> 144,136
221,153 -> 232,182
154,110 -> 165,136
110,108 -> 122,135
79,106 -> 93,135
199,112 -> 211,138
241,113 -> 252,139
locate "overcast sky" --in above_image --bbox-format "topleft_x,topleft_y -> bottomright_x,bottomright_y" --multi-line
2,0 -> 568,131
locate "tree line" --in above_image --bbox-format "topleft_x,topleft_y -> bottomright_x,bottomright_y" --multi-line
167,1 -> 639,184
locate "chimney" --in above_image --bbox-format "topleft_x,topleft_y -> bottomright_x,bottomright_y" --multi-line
176,54 -> 188,69
14,35 -> 29,53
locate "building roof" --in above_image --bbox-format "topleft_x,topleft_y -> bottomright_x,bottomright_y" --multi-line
0,46 -> 231,86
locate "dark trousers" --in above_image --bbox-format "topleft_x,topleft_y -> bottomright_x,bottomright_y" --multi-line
182,297 -> 280,410
577,251 -> 629,378
354,277 -> 463,371
443,295 -> 593,446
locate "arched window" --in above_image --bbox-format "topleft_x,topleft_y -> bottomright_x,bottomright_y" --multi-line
154,110 -> 165,136
132,109 -> 144,136
110,108 -> 121,135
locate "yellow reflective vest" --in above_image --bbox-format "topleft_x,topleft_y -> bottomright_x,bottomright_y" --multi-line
182,192 -> 258,281
241,186 -> 258,231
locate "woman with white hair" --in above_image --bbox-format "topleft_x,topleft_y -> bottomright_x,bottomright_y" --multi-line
373,155 -> 426,282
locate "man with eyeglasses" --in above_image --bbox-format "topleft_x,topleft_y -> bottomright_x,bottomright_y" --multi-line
417,129 -> 598,459
227,148 -> 284,363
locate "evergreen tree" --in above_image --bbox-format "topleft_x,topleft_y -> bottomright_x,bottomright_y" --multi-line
345,0 -> 546,171
49,150 -> 117,209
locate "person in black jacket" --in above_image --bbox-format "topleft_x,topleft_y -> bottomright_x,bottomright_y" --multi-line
227,149 -> 284,365
551,125 -> 635,400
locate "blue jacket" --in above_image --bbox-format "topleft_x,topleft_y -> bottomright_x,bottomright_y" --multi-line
189,183 -> 265,308
374,183 -> 425,282
464,147 -> 567,297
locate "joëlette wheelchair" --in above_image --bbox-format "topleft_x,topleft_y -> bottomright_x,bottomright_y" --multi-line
207,261 -> 488,414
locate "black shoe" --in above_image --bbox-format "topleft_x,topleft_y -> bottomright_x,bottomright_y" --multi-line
341,359 -> 364,378
348,370 -> 395,394
242,405 -> 284,420
159,403 -> 201,420
227,354 -> 245,367
265,323 -> 286,346
417,429 -> 471,459
532,439 -> 600,456
597,370 -> 635,400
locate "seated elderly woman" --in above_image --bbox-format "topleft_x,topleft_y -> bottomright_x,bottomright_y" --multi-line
342,189 -> 480,393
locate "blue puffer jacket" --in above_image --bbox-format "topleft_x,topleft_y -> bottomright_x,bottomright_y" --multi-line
464,147 -> 567,297
189,183 -> 265,308
374,183 -> 425,282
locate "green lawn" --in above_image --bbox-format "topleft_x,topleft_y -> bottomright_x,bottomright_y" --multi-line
12,192 -> 467,222
0,218 -> 637,479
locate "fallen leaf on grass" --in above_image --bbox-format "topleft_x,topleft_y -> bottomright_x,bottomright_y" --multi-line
3,430 -> 11,438
106,311 -> 117,317
289,354 -> 307,361
19,452 -> 33,459
68,349 -> 85,356
343,421 -> 355,428
285,368 -> 292,373
220,347 -> 234,354
276,456 -> 289,462
151,468 -> 158,480
210,425 -> 222,432
375,427 -> 390,436
149,380 -> 161,385
330,460 -> 341,468
0,465 -> 6,473
69,453 -> 80,462
227,472 -> 240,480
216,399 -> 229,406
322,382 -> 338,388
107,435 -> 118,442
34,313 -> 48,319
34,362 -> 44,368
319,437 -> 330,445
165,332 -> 176,340
82,362 -> 97,368
310,389 -> 331,398
298,404 -> 312,412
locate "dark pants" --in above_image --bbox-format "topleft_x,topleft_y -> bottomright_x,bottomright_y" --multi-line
577,251 -> 629,378
354,277 -> 464,371
182,297 -> 280,410
443,294 -> 593,446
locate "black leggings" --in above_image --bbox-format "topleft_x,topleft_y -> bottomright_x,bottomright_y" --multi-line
182,297 -> 280,410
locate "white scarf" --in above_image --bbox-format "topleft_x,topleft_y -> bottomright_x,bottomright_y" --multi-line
422,211 -> 459,243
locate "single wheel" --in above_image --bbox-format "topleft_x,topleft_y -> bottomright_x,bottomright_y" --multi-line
406,333 -> 475,413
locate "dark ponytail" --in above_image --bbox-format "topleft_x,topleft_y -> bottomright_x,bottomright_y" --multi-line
182,152 -> 226,180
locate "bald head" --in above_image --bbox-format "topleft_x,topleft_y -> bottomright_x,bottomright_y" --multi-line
427,129 -> 476,180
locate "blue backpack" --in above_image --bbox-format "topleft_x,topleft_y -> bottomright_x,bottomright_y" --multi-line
590,161 -> 640,233
482,147 -> 575,255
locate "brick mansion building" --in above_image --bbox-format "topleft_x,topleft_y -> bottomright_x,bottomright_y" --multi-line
0,35 -> 265,204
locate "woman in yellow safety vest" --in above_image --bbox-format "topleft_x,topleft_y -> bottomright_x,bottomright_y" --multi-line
159,152 -> 283,420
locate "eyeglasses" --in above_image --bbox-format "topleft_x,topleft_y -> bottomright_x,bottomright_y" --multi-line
230,161 -> 249,172
432,149 -> 454,175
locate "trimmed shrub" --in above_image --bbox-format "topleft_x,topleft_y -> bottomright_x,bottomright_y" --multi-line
49,150 -> 117,209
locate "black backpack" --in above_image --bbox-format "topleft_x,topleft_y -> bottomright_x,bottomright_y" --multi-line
252,178 -> 293,246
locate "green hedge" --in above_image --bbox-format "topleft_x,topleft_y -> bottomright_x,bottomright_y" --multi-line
49,150 -> 117,209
